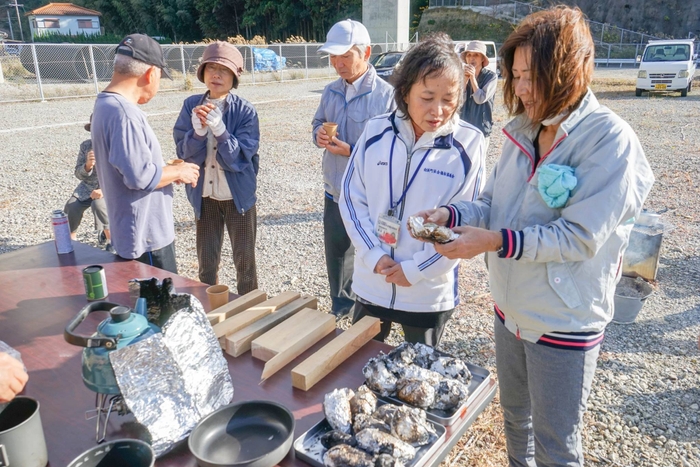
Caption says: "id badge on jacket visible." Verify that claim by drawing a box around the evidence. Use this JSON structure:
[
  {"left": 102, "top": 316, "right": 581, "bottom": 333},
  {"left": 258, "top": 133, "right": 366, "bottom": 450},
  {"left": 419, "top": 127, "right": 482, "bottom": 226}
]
[{"left": 377, "top": 212, "right": 400, "bottom": 248}]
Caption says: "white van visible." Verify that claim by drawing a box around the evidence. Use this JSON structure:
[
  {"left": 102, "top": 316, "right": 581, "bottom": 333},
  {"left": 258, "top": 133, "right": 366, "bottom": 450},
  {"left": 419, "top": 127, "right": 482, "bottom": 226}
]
[
  {"left": 636, "top": 39, "right": 697, "bottom": 97},
  {"left": 453, "top": 40, "right": 499, "bottom": 76}
]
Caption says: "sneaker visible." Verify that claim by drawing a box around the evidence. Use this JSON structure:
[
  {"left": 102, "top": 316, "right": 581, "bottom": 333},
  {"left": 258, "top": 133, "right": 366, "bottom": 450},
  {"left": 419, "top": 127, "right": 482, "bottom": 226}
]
[
  {"left": 98, "top": 231, "right": 107, "bottom": 245},
  {"left": 331, "top": 308, "right": 352, "bottom": 321},
  {"left": 105, "top": 243, "right": 115, "bottom": 254}
]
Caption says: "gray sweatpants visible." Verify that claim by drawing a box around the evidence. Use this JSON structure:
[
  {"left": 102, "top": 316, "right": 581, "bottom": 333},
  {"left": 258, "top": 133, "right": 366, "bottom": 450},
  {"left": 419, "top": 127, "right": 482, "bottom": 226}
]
[{"left": 494, "top": 317, "right": 600, "bottom": 467}]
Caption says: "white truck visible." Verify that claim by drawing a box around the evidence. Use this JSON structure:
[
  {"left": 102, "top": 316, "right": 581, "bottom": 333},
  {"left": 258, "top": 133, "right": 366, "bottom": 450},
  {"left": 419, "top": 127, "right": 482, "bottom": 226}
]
[{"left": 636, "top": 39, "right": 697, "bottom": 97}]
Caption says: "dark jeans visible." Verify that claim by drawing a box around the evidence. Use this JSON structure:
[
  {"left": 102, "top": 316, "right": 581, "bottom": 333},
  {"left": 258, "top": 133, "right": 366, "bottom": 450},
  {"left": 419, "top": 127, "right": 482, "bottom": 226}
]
[
  {"left": 352, "top": 299, "right": 455, "bottom": 347},
  {"left": 126, "top": 241, "right": 179, "bottom": 275},
  {"left": 324, "top": 195, "right": 355, "bottom": 316}
]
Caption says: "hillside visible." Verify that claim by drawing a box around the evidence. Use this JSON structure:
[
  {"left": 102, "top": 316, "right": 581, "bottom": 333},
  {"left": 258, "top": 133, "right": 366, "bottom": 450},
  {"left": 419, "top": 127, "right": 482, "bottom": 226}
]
[
  {"left": 417, "top": 8, "right": 514, "bottom": 43},
  {"left": 548, "top": 1, "right": 699, "bottom": 39},
  {"left": 419, "top": 1, "right": 700, "bottom": 42}
]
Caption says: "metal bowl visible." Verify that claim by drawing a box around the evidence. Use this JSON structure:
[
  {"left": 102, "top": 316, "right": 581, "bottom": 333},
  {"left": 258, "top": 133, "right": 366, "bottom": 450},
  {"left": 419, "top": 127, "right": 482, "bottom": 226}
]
[
  {"left": 67, "top": 439, "right": 155, "bottom": 467},
  {"left": 189, "top": 400, "right": 295, "bottom": 467}
]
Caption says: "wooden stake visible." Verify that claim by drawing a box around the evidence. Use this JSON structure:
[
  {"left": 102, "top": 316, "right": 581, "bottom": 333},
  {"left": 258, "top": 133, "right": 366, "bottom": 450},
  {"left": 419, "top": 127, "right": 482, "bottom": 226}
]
[
  {"left": 290, "top": 316, "right": 380, "bottom": 391},
  {"left": 260, "top": 310, "right": 336, "bottom": 382},
  {"left": 206, "top": 289, "right": 267, "bottom": 325},
  {"left": 253, "top": 308, "right": 335, "bottom": 361},
  {"left": 224, "top": 297, "right": 318, "bottom": 357},
  {"left": 212, "top": 291, "right": 300, "bottom": 341}
]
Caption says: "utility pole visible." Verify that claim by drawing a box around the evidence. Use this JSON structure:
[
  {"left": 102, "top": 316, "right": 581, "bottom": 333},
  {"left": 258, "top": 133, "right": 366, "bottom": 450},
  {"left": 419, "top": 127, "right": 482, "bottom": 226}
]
[
  {"left": 8, "top": 1, "right": 23, "bottom": 42},
  {"left": 6, "top": 9, "right": 14, "bottom": 40}
]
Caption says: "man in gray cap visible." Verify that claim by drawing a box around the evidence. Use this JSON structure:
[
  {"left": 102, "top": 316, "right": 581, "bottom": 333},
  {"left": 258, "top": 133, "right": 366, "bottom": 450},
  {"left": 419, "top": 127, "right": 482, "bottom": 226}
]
[
  {"left": 92, "top": 34, "right": 200, "bottom": 273},
  {"left": 459, "top": 40, "right": 497, "bottom": 151},
  {"left": 312, "top": 19, "right": 395, "bottom": 319}
]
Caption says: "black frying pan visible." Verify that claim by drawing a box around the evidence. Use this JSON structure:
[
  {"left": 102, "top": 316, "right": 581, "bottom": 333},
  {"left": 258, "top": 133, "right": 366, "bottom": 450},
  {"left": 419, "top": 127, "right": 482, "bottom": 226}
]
[{"left": 189, "top": 400, "right": 295, "bottom": 467}]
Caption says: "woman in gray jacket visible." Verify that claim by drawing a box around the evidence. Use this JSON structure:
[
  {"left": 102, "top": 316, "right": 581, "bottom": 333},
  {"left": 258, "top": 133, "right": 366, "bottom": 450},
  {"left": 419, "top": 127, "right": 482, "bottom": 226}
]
[{"left": 414, "top": 6, "right": 654, "bottom": 466}]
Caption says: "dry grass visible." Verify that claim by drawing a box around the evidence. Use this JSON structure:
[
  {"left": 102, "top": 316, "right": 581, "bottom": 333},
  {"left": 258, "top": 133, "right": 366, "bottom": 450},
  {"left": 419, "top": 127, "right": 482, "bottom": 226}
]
[{"left": 441, "top": 393, "right": 508, "bottom": 467}]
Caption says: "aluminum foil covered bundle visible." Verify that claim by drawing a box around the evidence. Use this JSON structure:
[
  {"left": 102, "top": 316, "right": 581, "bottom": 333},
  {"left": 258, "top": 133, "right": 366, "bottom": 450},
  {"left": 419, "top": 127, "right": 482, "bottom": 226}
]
[
  {"left": 110, "top": 294, "right": 234, "bottom": 456},
  {"left": 407, "top": 216, "right": 458, "bottom": 244}
]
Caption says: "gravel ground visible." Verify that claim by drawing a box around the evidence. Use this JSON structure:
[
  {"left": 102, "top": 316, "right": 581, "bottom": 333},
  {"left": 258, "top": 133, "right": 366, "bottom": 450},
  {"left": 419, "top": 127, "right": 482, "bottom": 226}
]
[{"left": 1, "top": 69, "right": 699, "bottom": 467}]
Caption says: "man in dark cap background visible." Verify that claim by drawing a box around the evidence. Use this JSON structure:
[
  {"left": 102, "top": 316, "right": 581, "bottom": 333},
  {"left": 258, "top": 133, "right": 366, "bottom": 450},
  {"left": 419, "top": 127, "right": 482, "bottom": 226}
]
[
  {"left": 91, "top": 34, "right": 200, "bottom": 273},
  {"left": 173, "top": 41, "right": 260, "bottom": 294}
]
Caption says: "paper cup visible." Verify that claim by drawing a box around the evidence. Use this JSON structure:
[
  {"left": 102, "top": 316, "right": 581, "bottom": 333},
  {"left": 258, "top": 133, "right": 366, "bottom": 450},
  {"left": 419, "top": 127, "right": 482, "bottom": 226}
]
[
  {"left": 322, "top": 122, "right": 338, "bottom": 139},
  {"left": 167, "top": 159, "right": 184, "bottom": 165},
  {"left": 206, "top": 285, "right": 230, "bottom": 311}
]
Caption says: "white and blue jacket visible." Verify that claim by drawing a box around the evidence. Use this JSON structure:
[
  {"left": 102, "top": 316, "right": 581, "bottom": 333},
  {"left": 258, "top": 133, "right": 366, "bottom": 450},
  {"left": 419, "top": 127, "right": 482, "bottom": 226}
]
[{"left": 339, "top": 111, "right": 485, "bottom": 312}]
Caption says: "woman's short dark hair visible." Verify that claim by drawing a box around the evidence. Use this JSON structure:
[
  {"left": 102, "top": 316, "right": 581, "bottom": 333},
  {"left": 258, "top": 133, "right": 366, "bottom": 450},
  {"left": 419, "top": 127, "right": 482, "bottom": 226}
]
[
  {"left": 500, "top": 6, "right": 594, "bottom": 123},
  {"left": 392, "top": 33, "right": 465, "bottom": 118}
]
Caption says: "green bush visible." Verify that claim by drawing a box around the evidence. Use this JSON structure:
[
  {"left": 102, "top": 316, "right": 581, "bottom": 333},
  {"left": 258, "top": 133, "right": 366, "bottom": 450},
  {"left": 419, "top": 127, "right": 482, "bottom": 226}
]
[{"left": 418, "top": 8, "right": 513, "bottom": 43}]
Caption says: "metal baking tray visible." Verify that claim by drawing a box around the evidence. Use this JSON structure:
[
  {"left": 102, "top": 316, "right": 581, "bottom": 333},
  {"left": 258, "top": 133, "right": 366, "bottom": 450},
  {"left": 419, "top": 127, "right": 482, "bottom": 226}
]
[
  {"left": 294, "top": 399, "right": 446, "bottom": 467},
  {"left": 369, "top": 352, "right": 492, "bottom": 426}
]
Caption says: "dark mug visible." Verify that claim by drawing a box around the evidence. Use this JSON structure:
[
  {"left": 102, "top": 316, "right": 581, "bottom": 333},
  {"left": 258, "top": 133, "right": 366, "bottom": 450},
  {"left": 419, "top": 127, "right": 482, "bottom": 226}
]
[
  {"left": 67, "top": 439, "right": 155, "bottom": 467},
  {"left": 0, "top": 396, "right": 48, "bottom": 467}
]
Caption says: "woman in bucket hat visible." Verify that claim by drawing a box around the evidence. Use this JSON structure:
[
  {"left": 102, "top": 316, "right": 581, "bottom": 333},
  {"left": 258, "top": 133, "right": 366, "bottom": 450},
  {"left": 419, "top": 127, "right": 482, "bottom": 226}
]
[
  {"left": 174, "top": 41, "right": 260, "bottom": 294},
  {"left": 459, "top": 40, "right": 498, "bottom": 151}
]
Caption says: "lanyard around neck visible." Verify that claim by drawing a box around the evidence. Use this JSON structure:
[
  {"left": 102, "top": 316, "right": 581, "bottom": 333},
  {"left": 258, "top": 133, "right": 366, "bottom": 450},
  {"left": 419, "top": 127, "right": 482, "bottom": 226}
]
[{"left": 388, "top": 136, "right": 433, "bottom": 214}]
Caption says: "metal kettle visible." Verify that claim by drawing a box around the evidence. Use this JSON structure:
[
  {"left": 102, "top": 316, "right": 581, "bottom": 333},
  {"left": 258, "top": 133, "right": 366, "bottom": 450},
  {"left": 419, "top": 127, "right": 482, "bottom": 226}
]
[{"left": 64, "top": 299, "right": 157, "bottom": 395}]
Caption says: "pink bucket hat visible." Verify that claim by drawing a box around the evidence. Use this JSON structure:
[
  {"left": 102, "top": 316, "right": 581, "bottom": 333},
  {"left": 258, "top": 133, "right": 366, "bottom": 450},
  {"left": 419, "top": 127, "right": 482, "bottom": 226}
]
[{"left": 197, "top": 42, "right": 245, "bottom": 89}]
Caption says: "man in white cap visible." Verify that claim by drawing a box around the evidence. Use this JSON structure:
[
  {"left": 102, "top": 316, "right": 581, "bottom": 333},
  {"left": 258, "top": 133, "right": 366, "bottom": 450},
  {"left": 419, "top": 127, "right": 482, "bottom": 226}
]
[
  {"left": 459, "top": 40, "right": 498, "bottom": 151},
  {"left": 312, "top": 19, "right": 395, "bottom": 320}
]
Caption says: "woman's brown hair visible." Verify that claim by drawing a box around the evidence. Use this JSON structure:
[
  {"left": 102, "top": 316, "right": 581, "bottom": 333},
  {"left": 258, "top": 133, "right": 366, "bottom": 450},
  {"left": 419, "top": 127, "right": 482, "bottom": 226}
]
[
  {"left": 392, "top": 32, "right": 465, "bottom": 119},
  {"left": 500, "top": 6, "right": 594, "bottom": 123}
]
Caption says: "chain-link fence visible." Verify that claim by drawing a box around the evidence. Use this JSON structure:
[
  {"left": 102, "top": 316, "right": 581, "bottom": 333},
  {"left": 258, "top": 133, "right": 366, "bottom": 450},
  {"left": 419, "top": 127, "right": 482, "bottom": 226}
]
[{"left": 0, "top": 42, "right": 395, "bottom": 103}]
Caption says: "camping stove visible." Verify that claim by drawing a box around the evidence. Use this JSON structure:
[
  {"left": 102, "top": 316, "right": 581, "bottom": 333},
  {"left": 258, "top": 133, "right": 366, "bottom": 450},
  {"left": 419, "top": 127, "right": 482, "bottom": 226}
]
[{"left": 64, "top": 300, "right": 157, "bottom": 442}]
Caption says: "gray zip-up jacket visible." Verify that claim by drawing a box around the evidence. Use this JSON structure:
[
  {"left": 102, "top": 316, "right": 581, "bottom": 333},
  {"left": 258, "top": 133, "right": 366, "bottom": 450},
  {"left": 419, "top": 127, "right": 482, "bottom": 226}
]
[
  {"left": 451, "top": 90, "right": 654, "bottom": 342},
  {"left": 312, "top": 65, "right": 395, "bottom": 201}
]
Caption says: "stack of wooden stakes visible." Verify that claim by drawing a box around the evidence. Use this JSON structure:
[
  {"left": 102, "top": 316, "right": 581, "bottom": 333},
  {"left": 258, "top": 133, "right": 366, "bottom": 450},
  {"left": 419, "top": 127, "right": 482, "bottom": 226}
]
[{"left": 206, "top": 290, "right": 381, "bottom": 390}]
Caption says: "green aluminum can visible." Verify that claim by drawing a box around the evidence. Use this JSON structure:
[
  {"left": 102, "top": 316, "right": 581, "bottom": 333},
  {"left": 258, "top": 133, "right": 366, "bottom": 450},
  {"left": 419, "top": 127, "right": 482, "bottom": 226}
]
[{"left": 83, "top": 265, "right": 108, "bottom": 300}]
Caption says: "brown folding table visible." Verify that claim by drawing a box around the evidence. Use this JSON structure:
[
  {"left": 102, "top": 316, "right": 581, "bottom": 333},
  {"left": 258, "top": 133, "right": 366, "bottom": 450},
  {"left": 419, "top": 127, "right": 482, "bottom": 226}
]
[{"left": 0, "top": 241, "right": 496, "bottom": 466}]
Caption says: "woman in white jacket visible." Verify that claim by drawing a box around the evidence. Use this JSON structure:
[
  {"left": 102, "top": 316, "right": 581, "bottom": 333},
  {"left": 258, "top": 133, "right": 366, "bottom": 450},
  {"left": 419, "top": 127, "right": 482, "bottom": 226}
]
[{"left": 339, "top": 34, "right": 485, "bottom": 346}]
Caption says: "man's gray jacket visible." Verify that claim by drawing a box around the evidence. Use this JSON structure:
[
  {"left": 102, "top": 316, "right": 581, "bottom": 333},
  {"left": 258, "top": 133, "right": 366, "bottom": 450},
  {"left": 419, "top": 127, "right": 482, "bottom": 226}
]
[{"left": 312, "top": 65, "right": 395, "bottom": 201}]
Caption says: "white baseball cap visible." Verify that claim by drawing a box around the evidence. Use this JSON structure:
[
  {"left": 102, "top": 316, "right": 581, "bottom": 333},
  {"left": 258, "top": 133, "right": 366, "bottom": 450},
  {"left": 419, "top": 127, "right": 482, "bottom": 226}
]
[{"left": 319, "top": 19, "right": 371, "bottom": 55}]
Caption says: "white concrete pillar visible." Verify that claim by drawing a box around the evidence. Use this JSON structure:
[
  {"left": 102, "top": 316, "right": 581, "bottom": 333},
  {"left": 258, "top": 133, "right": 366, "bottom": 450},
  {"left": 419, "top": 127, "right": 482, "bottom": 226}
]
[{"left": 362, "top": 0, "right": 411, "bottom": 51}]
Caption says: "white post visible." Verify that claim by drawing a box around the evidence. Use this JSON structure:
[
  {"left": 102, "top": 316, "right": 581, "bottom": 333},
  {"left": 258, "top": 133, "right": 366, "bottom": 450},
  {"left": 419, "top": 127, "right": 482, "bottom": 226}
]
[
  {"left": 250, "top": 46, "right": 255, "bottom": 84},
  {"left": 88, "top": 45, "right": 99, "bottom": 95},
  {"left": 31, "top": 44, "right": 45, "bottom": 101},
  {"left": 179, "top": 44, "right": 187, "bottom": 76},
  {"left": 279, "top": 45, "right": 283, "bottom": 82},
  {"left": 0, "top": 56, "right": 4, "bottom": 83},
  {"left": 385, "top": 31, "right": 388, "bottom": 53},
  {"left": 304, "top": 44, "right": 309, "bottom": 79}
]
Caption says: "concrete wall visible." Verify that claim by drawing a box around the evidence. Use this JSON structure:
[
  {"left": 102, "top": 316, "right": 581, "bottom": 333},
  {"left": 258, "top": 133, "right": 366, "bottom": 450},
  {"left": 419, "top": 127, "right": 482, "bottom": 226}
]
[
  {"left": 362, "top": 0, "right": 411, "bottom": 50},
  {"left": 29, "top": 15, "right": 100, "bottom": 38}
]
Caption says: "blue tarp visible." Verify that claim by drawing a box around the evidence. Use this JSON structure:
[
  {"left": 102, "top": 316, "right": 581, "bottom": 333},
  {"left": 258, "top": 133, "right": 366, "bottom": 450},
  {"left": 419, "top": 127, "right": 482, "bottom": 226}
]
[{"left": 252, "top": 47, "right": 286, "bottom": 71}]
